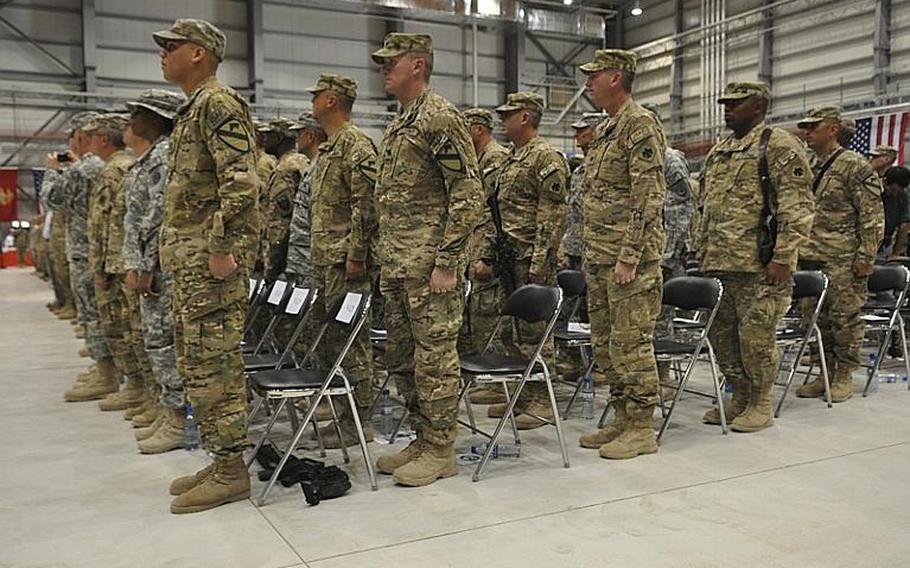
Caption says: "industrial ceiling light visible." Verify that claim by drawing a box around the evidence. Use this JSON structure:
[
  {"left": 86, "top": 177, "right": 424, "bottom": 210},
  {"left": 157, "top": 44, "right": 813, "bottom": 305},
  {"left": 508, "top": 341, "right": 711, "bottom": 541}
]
[
  {"left": 563, "top": 0, "right": 574, "bottom": 5},
  {"left": 631, "top": 1, "right": 643, "bottom": 16}
]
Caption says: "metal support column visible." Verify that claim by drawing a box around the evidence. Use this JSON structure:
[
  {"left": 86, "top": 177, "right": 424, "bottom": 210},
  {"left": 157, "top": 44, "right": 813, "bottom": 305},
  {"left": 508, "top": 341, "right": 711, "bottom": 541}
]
[
  {"left": 248, "top": 0, "right": 265, "bottom": 104},
  {"left": 504, "top": 21, "right": 525, "bottom": 96},
  {"left": 757, "top": 0, "right": 773, "bottom": 90},
  {"left": 874, "top": 0, "right": 892, "bottom": 101},
  {"left": 81, "top": 0, "right": 97, "bottom": 93},
  {"left": 670, "top": 0, "right": 685, "bottom": 132}
]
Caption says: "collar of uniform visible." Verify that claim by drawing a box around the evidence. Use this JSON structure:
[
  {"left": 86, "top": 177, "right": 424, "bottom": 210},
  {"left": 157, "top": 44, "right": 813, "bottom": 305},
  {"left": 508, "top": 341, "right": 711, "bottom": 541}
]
[
  {"left": 319, "top": 121, "right": 353, "bottom": 154},
  {"left": 478, "top": 139, "right": 498, "bottom": 162},
  {"left": 394, "top": 89, "right": 430, "bottom": 127},
  {"left": 135, "top": 135, "right": 168, "bottom": 164},
  {"left": 179, "top": 75, "right": 220, "bottom": 115},
  {"left": 511, "top": 135, "right": 545, "bottom": 160},
  {"left": 720, "top": 120, "right": 767, "bottom": 151},
  {"left": 816, "top": 145, "right": 841, "bottom": 163}
]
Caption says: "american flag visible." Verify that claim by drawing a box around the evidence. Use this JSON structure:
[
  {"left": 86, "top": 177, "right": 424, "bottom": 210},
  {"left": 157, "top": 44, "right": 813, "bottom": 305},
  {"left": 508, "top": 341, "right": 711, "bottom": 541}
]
[
  {"left": 32, "top": 168, "right": 45, "bottom": 213},
  {"left": 848, "top": 111, "right": 909, "bottom": 165}
]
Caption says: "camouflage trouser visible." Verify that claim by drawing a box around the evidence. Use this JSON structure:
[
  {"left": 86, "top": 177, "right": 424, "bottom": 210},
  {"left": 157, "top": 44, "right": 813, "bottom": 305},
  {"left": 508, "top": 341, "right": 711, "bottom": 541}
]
[
  {"left": 707, "top": 272, "right": 791, "bottom": 396},
  {"left": 140, "top": 271, "right": 184, "bottom": 410},
  {"left": 95, "top": 275, "right": 141, "bottom": 383},
  {"left": 312, "top": 263, "right": 373, "bottom": 409},
  {"left": 500, "top": 259, "right": 556, "bottom": 404},
  {"left": 69, "top": 257, "right": 109, "bottom": 360},
  {"left": 51, "top": 219, "right": 72, "bottom": 307},
  {"left": 458, "top": 274, "right": 502, "bottom": 356},
  {"left": 122, "top": 281, "right": 154, "bottom": 391},
  {"left": 587, "top": 260, "right": 663, "bottom": 407},
  {"left": 172, "top": 268, "right": 248, "bottom": 460},
  {"left": 380, "top": 274, "right": 463, "bottom": 446},
  {"left": 800, "top": 262, "right": 867, "bottom": 378}
]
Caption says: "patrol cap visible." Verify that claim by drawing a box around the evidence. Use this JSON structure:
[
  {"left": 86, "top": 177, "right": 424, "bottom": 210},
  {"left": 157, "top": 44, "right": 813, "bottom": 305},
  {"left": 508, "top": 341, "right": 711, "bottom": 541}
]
[
  {"left": 371, "top": 33, "right": 433, "bottom": 64},
  {"left": 153, "top": 18, "right": 226, "bottom": 62},
  {"left": 289, "top": 111, "right": 322, "bottom": 132},
  {"left": 717, "top": 81, "right": 771, "bottom": 103},
  {"left": 83, "top": 112, "right": 129, "bottom": 133},
  {"left": 495, "top": 92, "right": 545, "bottom": 115},
  {"left": 125, "top": 89, "right": 185, "bottom": 120},
  {"left": 797, "top": 105, "right": 843, "bottom": 128},
  {"left": 571, "top": 112, "right": 607, "bottom": 130},
  {"left": 306, "top": 73, "right": 358, "bottom": 100},
  {"left": 579, "top": 49, "right": 637, "bottom": 75},
  {"left": 67, "top": 111, "right": 100, "bottom": 134},
  {"left": 869, "top": 144, "right": 898, "bottom": 157},
  {"left": 464, "top": 108, "right": 495, "bottom": 129},
  {"left": 258, "top": 117, "right": 298, "bottom": 139},
  {"left": 840, "top": 116, "right": 856, "bottom": 133}
]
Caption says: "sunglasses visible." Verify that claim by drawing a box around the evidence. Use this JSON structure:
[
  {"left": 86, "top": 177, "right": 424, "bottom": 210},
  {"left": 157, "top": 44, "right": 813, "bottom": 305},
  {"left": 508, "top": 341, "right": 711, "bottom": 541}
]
[{"left": 162, "top": 40, "right": 186, "bottom": 54}]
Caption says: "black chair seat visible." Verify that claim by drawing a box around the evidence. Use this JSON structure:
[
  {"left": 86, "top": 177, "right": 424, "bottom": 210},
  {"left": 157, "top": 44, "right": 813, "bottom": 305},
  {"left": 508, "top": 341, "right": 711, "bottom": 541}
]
[
  {"left": 243, "top": 353, "right": 293, "bottom": 372},
  {"left": 461, "top": 353, "right": 535, "bottom": 375},
  {"left": 672, "top": 317, "right": 705, "bottom": 330},
  {"left": 252, "top": 368, "right": 344, "bottom": 391},
  {"left": 553, "top": 327, "right": 591, "bottom": 342},
  {"left": 776, "top": 328, "right": 807, "bottom": 341},
  {"left": 864, "top": 300, "right": 898, "bottom": 311},
  {"left": 653, "top": 339, "right": 699, "bottom": 356}
]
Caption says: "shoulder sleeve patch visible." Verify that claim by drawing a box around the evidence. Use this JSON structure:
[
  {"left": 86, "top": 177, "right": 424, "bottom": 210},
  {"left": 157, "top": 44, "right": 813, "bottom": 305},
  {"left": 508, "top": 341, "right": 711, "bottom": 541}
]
[
  {"left": 358, "top": 154, "right": 378, "bottom": 184},
  {"left": 214, "top": 118, "right": 252, "bottom": 153},
  {"left": 434, "top": 135, "right": 465, "bottom": 173}
]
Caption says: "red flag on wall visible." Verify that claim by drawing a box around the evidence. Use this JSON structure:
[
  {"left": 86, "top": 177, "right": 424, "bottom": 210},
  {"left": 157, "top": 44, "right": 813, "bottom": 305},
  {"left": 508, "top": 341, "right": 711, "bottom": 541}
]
[{"left": 0, "top": 169, "right": 17, "bottom": 222}]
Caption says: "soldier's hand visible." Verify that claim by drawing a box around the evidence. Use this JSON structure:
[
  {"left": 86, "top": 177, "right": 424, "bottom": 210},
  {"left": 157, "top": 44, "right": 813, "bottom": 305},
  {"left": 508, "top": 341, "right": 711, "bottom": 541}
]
[
  {"left": 94, "top": 274, "right": 109, "bottom": 290},
  {"left": 345, "top": 259, "right": 366, "bottom": 281},
  {"left": 528, "top": 271, "right": 546, "bottom": 285},
  {"left": 472, "top": 260, "right": 493, "bottom": 281},
  {"left": 765, "top": 261, "right": 792, "bottom": 285},
  {"left": 613, "top": 261, "right": 637, "bottom": 285},
  {"left": 124, "top": 270, "right": 139, "bottom": 291},
  {"left": 45, "top": 153, "right": 60, "bottom": 170},
  {"left": 209, "top": 252, "right": 237, "bottom": 280},
  {"left": 429, "top": 266, "right": 457, "bottom": 294},
  {"left": 139, "top": 271, "right": 158, "bottom": 298},
  {"left": 853, "top": 259, "right": 874, "bottom": 278}
]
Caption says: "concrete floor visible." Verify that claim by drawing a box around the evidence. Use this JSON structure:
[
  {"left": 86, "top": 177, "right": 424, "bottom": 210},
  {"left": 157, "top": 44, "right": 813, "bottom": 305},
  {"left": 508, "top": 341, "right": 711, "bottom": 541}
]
[{"left": 3, "top": 266, "right": 910, "bottom": 568}]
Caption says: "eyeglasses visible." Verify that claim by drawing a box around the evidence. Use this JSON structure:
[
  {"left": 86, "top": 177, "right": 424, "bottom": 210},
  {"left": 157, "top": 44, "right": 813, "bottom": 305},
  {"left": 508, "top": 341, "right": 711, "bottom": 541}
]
[{"left": 162, "top": 40, "right": 186, "bottom": 54}]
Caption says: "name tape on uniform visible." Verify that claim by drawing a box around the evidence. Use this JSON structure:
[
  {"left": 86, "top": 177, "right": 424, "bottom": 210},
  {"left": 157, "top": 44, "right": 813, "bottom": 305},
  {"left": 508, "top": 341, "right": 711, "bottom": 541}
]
[
  {"left": 267, "top": 280, "right": 288, "bottom": 305},
  {"left": 285, "top": 288, "right": 310, "bottom": 315},
  {"left": 336, "top": 293, "right": 363, "bottom": 324}
]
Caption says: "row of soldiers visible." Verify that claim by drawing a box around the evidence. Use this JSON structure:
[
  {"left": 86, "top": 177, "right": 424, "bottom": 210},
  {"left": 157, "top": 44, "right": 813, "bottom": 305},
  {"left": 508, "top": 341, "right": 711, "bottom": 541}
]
[{"left": 35, "top": 16, "right": 893, "bottom": 516}]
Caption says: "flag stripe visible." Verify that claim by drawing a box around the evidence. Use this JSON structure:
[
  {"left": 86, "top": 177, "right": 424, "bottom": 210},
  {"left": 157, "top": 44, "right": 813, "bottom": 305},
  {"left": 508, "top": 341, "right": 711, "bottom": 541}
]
[{"left": 847, "top": 111, "right": 908, "bottom": 166}]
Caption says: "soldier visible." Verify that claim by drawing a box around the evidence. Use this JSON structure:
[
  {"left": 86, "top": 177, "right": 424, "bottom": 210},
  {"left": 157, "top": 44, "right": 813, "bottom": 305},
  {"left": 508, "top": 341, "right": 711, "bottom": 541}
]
[
  {"left": 796, "top": 106, "right": 883, "bottom": 403},
  {"left": 44, "top": 112, "right": 111, "bottom": 396},
  {"left": 561, "top": 113, "right": 604, "bottom": 269},
  {"left": 300, "top": 73, "right": 379, "bottom": 447},
  {"left": 461, "top": 107, "right": 510, "bottom": 407},
  {"left": 838, "top": 117, "right": 856, "bottom": 148},
  {"left": 481, "top": 92, "right": 568, "bottom": 430},
  {"left": 121, "top": 89, "right": 189, "bottom": 451},
  {"left": 253, "top": 120, "right": 278, "bottom": 276},
  {"left": 576, "top": 49, "right": 666, "bottom": 459},
  {"left": 696, "top": 82, "right": 814, "bottom": 431},
  {"left": 370, "top": 33, "right": 483, "bottom": 486},
  {"left": 285, "top": 112, "right": 326, "bottom": 286},
  {"left": 50, "top": 209, "right": 75, "bottom": 318},
  {"left": 154, "top": 18, "right": 260, "bottom": 513},
  {"left": 869, "top": 145, "right": 898, "bottom": 179},
  {"left": 881, "top": 166, "right": 910, "bottom": 260}
]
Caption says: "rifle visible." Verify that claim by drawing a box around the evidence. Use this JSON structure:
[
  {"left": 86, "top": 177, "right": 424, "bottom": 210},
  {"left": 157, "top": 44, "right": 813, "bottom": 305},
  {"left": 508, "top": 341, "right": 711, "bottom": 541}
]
[
  {"left": 757, "top": 128, "right": 777, "bottom": 266},
  {"left": 486, "top": 191, "right": 518, "bottom": 296}
]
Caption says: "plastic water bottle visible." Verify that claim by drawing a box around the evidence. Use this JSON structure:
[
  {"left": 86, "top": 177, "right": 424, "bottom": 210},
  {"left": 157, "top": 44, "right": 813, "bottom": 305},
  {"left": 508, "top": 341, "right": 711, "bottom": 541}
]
[
  {"left": 581, "top": 375, "right": 595, "bottom": 420},
  {"left": 184, "top": 402, "right": 200, "bottom": 451},
  {"left": 880, "top": 373, "right": 902, "bottom": 384},
  {"left": 379, "top": 389, "right": 394, "bottom": 438},
  {"left": 470, "top": 443, "right": 521, "bottom": 459}
]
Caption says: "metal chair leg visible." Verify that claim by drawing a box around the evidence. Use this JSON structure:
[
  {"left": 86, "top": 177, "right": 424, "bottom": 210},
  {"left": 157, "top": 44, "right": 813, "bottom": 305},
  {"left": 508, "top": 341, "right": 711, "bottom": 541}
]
[
  {"left": 864, "top": 326, "right": 892, "bottom": 396},
  {"left": 326, "top": 395, "right": 350, "bottom": 464},
  {"left": 473, "top": 372, "right": 532, "bottom": 482},
  {"left": 344, "top": 390, "right": 378, "bottom": 491},
  {"left": 503, "top": 381, "right": 521, "bottom": 445},
  {"left": 544, "top": 372, "right": 570, "bottom": 469},
  {"left": 775, "top": 333, "right": 811, "bottom": 418},
  {"left": 709, "top": 352, "right": 727, "bottom": 435},
  {"left": 245, "top": 396, "right": 286, "bottom": 469}
]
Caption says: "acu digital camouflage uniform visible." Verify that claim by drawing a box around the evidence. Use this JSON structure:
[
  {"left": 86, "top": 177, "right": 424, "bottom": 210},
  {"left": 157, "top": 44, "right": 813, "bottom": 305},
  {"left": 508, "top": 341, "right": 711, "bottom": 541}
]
[
  {"left": 696, "top": 82, "right": 815, "bottom": 430},
  {"left": 160, "top": 74, "right": 260, "bottom": 462},
  {"left": 797, "top": 106, "right": 884, "bottom": 400},
  {"left": 561, "top": 112, "right": 606, "bottom": 264},
  {"left": 50, "top": 210, "right": 73, "bottom": 312},
  {"left": 373, "top": 36, "right": 485, "bottom": 449}
]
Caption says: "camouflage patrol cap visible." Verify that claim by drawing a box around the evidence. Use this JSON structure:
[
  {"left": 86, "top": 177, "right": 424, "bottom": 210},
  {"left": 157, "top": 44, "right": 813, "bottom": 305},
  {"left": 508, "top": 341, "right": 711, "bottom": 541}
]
[
  {"left": 371, "top": 33, "right": 433, "bottom": 64},
  {"left": 289, "top": 111, "right": 322, "bottom": 132},
  {"left": 259, "top": 117, "right": 298, "bottom": 139},
  {"left": 153, "top": 19, "right": 226, "bottom": 62},
  {"left": 869, "top": 144, "right": 899, "bottom": 157},
  {"left": 82, "top": 112, "right": 130, "bottom": 133},
  {"left": 579, "top": 49, "right": 637, "bottom": 75},
  {"left": 306, "top": 73, "right": 358, "bottom": 100},
  {"left": 571, "top": 112, "right": 607, "bottom": 130},
  {"left": 67, "top": 111, "right": 100, "bottom": 133},
  {"left": 125, "top": 89, "right": 185, "bottom": 120},
  {"left": 464, "top": 108, "right": 495, "bottom": 129},
  {"left": 495, "top": 92, "right": 545, "bottom": 114},
  {"left": 717, "top": 81, "right": 771, "bottom": 103},
  {"left": 797, "top": 105, "right": 843, "bottom": 128}
]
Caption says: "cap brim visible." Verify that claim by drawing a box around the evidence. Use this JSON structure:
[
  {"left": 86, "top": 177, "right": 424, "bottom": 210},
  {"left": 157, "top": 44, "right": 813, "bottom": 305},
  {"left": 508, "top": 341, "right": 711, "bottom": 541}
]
[
  {"left": 495, "top": 104, "right": 523, "bottom": 114},
  {"left": 578, "top": 62, "right": 604, "bottom": 75},
  {"left": 305, "top": 85, "right": 325, "bottom": 95},
  {"left": 571, "top": 121, "right": 593, "bottom": 129},
  {"left": 796, "top": 117, "right": 824, "bottom": 128},
  {"left": 371, "top": 48, "right": 403, "bottom": 64},
  {"left": 126, "top": 101, "right": 176, "bottom": 120},
  {"left": 152, "top": 30, "right": 186, "bottom": 49}
]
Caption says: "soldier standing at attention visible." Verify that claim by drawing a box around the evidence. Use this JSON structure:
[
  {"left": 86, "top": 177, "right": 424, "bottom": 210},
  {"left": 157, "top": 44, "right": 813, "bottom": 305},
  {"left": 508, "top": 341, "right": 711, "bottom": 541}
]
[
  {"left": 285, "top": 112, "right": 326, "bottom": 287},
  {"left": 576, "top": 49, "right": 666, "bottom": 459},
  {"left": 370, "top": 33, "right": 483, "bottom": 486},
  {"left": 868, "top": 145, "right": 898, "bottom": 179},
  {"left": 696, "top": 82, "right": 814, "bottom": 431},
  {"left": 154, "top": 18, "right": 261, "bottom": 513},
  {"left": 481, "top": 92, "right": 568, "bottom": 430},
  {"left": 796, "top": 106, "right": 883, "bottom": 403}
]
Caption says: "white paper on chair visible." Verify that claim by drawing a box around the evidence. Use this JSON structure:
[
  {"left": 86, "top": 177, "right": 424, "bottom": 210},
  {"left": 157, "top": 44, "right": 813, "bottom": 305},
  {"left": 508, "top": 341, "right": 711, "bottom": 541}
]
[
  {"left": 567, "top": 322, "right": 591, "bottom": 333},
  {"left": 267, "top": 280, "right": 288, "bottom": 305},
  {"left": 248, "top": 279, "right": 257, "bottom": 300},
  {"left": 286, "top": 288, "right": 310, "bottom": 314},
  {"left": 862, "top": 314, "right": 889, "bottom": 323},
  {"left": 336, "top": 293, "right": 362, "bottom": 324}
]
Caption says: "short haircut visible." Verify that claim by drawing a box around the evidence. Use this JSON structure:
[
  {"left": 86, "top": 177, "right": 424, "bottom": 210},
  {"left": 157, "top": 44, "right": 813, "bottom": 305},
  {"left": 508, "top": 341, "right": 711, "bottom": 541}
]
[
  {"left": 335, "top": 93, "right": 354, "bottom": 113},
  {"left": 98, "top": 128, "right": 125, "bottom": 149},
  {"left": 885, "top": 165, "right": 910, "bottom": 189},
  {"left": 527, "top": 108, "right": 542, "bottom": 129},
  {"left": 409, "top": 52, "right": 434, "bottom": 82},
  {"left": 618, "top": 70, "right": 635, "bottom": 92}
]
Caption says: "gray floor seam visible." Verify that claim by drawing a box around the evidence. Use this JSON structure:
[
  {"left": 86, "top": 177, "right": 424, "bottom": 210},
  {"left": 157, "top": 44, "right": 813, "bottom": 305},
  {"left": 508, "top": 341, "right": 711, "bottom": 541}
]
[
  {"left": 252, "top": 501, "right": 311, "bottom": 567},
  {"left": 304, "top": 439, "right": 910, "bottom": 564}
]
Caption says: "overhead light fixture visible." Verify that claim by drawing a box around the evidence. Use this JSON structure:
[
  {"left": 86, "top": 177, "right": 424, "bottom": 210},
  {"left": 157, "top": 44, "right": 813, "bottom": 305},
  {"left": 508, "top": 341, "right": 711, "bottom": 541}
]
[
  {"left": 563, "top": 0, "right": 574, "bottom": 5},
  {"left": 631, "top": 1, "right": 643, "bottom": 16}
]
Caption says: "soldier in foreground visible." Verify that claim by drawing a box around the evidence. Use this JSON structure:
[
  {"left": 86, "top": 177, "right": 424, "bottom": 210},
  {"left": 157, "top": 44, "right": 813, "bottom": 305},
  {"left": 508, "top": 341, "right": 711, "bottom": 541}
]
[{"left": 155, "top": 18, "right": 260, "bottom": 513}]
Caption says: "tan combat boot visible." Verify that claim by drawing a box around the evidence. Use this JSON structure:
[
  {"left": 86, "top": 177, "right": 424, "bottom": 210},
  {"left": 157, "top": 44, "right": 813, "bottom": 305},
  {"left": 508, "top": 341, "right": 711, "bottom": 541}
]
[
  {"left": 579, "top": 399, "right": 628, "bottom": 449},
  {"left": 124, "top": 399, "right": 153, "bottom": 421},
  {"left": 294, "top": 397, "right": 335, "bottom": 422},
  {"left": 468, "top": 385, "right": 507, "bottom": 405},
  {"left": 376, "top": 434, "right": 423, "bottom": 474},
  {"left": 169, "top": 463, "right": 215, "bottom": 496},
  {"left": 72, "top": 365, "right": 98, "bottom": 387},
  {"left": 132, "top": 403, "right": 163, "bottom": 428},
  {"left": 313, "top": 408, "right": 374, "bottom": 449},
  {"left": 77, "top": 345, "right": 89, "bottom": 357},
  {"left": 138, "top": 410, "right": 187, "bottom": 454},
  {"left": 99, "top": 382, "right": 147, "bottom": 411},
  {"left": 513, "top": 400, "right": 554, "bottom": 430},
  {"left": 170, "top": 457, "right": 250, "bottom": 514},
  {"left": 703, "top": 378, "right": 749, "bottom": 425},
  {"left": 64, "top": 359, "right": 119, "bottom": 402},
  {"left": 136, "top": 411, "right": 167, "bottom": 441},
  {"left": 731, "top": 379, "right": 774, "bottom": 433},
  {"left": 393, "top": 441, "right": 457, "bottom": 487},
  {"left": 829, "top": 371, "right": 855, "bottom": 403},
  {"left": 55, "top": 304, "right": 77, "bottom": 320},
  {"left": 75, "top": 328, "right": 86, "bottom": 340},
  {"left": 598, "top": 401, "right": 659, "bottom": 460}
]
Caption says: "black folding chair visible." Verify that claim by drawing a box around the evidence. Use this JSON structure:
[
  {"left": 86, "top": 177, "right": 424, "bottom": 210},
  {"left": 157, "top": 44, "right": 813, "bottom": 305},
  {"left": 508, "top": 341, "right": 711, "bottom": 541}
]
[
  {"left": 458, "top": 284, "right": 566, "bottom": 481},
  {"left": 245, "top": 292, "right": 377, "bottom": 506},
  {"left": 243, "top": 286, "right": 318, "bottom": 373},
  {"left": 242, "top": 278, "right": 271, "bottom": 350},
  {"left": 862, "top": 265, "right": 910, "bottom": 396},
  {"left": 774, "top": 271, "right": 832, "bottom": 416},
  {"left": 551, "top": 270, "right": 599, "bottom": 419},
  {"left": 656, "top": 276, "right": 725, "bottom": 441}
]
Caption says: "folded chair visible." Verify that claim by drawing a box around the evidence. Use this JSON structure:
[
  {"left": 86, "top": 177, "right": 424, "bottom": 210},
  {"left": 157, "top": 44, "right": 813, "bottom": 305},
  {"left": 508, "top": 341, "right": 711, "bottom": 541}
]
[{"left": 862, "top": 264, "right": 910, "bottom": 396}]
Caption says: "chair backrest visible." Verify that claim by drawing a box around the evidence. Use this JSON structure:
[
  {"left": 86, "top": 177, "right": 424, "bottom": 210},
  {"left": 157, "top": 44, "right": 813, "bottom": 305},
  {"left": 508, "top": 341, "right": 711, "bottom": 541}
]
[
  {"left": 557, "top": 270, "right": 586, "bottom": 297},
  {"left": 301, "top": 292, "right": 373, "bottom": 372},
  {"left": 265, "top": 279, "right": 293, "bottom": 310},
  {"left": 662, "top": 276, "right": 721, "bottom": 311},
  {"left": 791, "top": 270, "right": 827, "bottom": 300},
  {"left": 868, "top": 265, "right": 909, "bottom": 293},
  {"left": 501, "top": 284, "right": 563, "bottom": 323}
]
